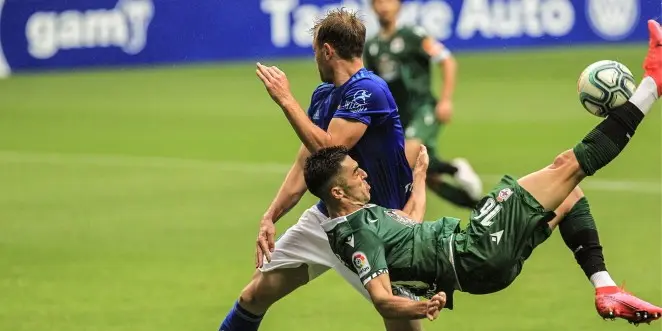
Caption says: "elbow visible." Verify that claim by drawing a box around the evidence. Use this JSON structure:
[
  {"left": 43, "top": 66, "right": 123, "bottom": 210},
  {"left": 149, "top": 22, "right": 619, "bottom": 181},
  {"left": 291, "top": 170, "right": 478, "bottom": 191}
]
[
  {"left": 307, "top": 136, "right": 333, "bottom": 153},
  {"left": 373, "top": 301, "right": 395, "bottom": 319},
  {"left": 410, "top": 211, "right": 425, "bottom": 223},
  {"left": 443, "top": 56, "right": 457, "bottom": 72},
  {"left": 305, "top": 142, "right": 324, "bottom": 153},
  {"left": 408, "top": 208, "right": 425, "bottom": 223}
]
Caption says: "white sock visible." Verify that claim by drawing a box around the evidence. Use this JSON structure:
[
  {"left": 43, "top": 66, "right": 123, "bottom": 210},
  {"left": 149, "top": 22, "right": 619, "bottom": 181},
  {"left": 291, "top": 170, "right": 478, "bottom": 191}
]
[
  {"left": 629, "top": 76, "right": 658, "bottom": 115},
  {"left": 590, "top": 271, "right": 617, "bottom": 288}
]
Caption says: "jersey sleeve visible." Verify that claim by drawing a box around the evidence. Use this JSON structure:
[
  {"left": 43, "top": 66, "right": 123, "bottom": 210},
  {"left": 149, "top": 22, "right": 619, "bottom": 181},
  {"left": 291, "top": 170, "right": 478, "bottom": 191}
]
[
  {"left": 339, "top": 229, "right": 389, "bottom": 286},
  {"left": 410, "top": 26, "right": 451, "bottom": 63},
  {"left": 333, "top": 80, "right": 392, "bottom": 126},
  {"left": 306, "top": 84, "right": 326, "bottom": 119}
]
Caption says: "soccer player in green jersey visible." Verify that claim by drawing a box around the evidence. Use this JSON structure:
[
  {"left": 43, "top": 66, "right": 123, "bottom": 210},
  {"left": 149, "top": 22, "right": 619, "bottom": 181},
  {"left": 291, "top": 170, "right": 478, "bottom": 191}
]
[
  {"left": 364, "top": 0, "right": 483, "bottom": 209},
  {"left": 302, "top": 20, "right": 662, "bottom": 325}
]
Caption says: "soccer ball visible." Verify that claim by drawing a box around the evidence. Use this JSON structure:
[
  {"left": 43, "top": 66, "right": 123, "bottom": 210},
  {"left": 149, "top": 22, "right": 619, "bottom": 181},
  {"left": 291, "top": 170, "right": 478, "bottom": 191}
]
[{"left": 577, "top": 60, "right": 637, "bottom": 117}]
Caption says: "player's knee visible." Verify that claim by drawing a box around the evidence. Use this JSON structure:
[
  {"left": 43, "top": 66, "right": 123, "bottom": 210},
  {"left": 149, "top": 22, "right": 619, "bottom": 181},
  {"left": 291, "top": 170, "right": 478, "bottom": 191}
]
[
  {"left": 238, "top": 277, "right": 267, "bottom": 312},
  {"left": 551, "top": 150, "right": 581, "bottom": 173},
  {"left": 238, "top": 272, "right": 281, "bottom": 312},
  {"left": 555, "top": 186, "right": 585, "bottom": 217},
  {"left": 239, "top": 267, "right": 310, "bottom": 312},
  {"left": 383, "top": 319, "right": 423, "bottom": 331}
]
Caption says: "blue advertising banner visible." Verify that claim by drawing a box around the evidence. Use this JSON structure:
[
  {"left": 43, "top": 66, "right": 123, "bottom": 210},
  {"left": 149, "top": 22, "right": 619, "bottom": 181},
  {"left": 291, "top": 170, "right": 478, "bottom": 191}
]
[{"left": 0, "top": 0, "right": 656, "bottom": 77}]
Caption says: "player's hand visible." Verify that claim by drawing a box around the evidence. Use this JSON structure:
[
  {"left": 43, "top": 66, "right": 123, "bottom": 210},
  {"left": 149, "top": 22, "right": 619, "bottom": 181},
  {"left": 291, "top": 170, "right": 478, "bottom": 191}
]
[
  {"left": 255, "top": 218, "right": 276, "bottom": 269},
  {"left": 435, "top": 100, "right": 453, "bottom": 123},
  {"left": 414, "top": 145, "right": 429, "bottom": 174},
  {"left": 256, "top": 63, "right": 295, "bottom": 107},
  {"left": 426, "top": 292, "right": 446, "bottom": 321}
]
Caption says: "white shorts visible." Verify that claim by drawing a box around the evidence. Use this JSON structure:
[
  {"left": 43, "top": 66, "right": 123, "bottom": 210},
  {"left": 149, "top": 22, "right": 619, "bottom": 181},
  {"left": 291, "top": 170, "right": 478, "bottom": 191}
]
[{"left": 259, "top": 204, "right": 371, "bottom": 300}]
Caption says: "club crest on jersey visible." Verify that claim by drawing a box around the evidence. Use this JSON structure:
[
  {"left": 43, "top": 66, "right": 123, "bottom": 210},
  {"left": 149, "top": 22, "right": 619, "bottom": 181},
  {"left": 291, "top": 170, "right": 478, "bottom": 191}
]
[
  {"left": 352, "top": 251, "right": 371, "bottom": 277},
  {"left": 369, "top": 43, "right": 379, "bottom": 56},
  {"left": 497, "top": 188, "right": 513, "bottom": 202},
  {"left": 390, "top": 37, "right": 404, "bottom": 53}
]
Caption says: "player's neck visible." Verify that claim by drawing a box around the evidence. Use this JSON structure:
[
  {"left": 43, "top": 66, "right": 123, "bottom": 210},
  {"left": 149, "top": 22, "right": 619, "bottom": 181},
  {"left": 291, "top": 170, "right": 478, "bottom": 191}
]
[
  {"left": 331, "top": 59, "right": 364, "bottom": 86},
  {"left": 379, "top": 22, "right": 398, "bottom": 39},
  {"left": 328, "top": 202, "right": 364, "bottom": 219}
]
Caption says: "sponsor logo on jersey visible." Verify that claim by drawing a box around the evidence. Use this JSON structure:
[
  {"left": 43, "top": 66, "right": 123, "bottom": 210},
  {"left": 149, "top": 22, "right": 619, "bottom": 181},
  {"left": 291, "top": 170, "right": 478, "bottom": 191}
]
[
  {"left": 496, "top": 187, "right": 513, "bottom": 202},
  {"left": 343, "top": 89, "right": 372, "bottom": 113},
  {"left": 311, "top": 106, "right": 321, "bottom": 120},
  {"left": 352, "top": 251, "right": 371, "bottom": 277},
  {"left": 345, "top": 234, "right": 355, "bottom": 247},
  {"left": 586, "top": 0, "right": 639, "bottom": 41}
]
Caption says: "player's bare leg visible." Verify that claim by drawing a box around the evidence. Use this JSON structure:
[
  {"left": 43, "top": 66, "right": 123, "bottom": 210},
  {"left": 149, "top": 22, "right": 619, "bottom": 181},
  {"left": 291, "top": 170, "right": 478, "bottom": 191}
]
[
  {"left": 221, "top": 266, "right": 309, "bottom": 330},
  {"left": 519, "top": 20, "right": 662, "bottom": 213},
  {"left": 516, "top": 20, "right": 662, "bottom": 326},
  {"left": 383, "top": 319, "right": 423, "bottom": 331},
  {"left": 238, "top": 266, "right": 309, "bottom": 314},
  {"left": 545, "top": 186, "right": 585, "bottom": 231},
  {"left": 226, "top": 266, "right": 424, "bottom": 331}
]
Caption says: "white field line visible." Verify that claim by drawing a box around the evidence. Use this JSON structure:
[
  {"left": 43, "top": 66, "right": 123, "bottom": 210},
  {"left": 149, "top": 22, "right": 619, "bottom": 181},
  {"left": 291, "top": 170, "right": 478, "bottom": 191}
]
[{"left": 0, "top": 150, "right": 659, "bottom": 195}]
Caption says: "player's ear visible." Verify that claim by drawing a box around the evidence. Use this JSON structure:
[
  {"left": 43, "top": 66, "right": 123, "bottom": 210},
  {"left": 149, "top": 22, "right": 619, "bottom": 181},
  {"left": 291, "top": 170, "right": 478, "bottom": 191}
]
[
  {"left": 330, "top": 185, "right": 344, "bottom": 200},
  {"left": 323, "top": 43, "right": 334, "bottom": 60}
]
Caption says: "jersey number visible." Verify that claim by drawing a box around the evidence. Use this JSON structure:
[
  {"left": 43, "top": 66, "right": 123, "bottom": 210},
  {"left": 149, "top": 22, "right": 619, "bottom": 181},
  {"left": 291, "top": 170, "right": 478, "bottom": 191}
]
[{"left": 472, "top": 197, "right": 502, "bottom": 227}]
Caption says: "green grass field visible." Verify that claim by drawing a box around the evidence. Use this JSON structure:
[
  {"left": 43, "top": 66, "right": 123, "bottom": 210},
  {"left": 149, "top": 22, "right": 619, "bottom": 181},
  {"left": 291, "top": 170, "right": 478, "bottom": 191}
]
[{"left": 0, "top": 45, "right": 660, "bottom": 331}]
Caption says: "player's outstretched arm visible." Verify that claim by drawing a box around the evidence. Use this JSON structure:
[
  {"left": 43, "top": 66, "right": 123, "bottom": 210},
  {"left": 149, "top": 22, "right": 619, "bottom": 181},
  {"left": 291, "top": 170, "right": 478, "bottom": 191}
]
[
  {"left": 400, "top": 145, "right": 429, "bottom": 222},
  {"left": 256, "top": 63, "right": 368, "bottom": 152},
  {"left": 255, "top": 144, "right": 310, "bottom": 268},
  {"left": 263, "top": 144, "right": 310, "bottom": 223},
  {"left": 365, "top": 274, "right": 444, "bottom": 321}
]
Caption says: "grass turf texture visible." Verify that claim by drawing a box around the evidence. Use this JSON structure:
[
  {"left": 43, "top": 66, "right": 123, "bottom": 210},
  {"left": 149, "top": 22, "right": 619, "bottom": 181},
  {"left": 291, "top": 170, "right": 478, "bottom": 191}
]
[{"left": 0, "top": 44, "right": 660, "bottom": 331}]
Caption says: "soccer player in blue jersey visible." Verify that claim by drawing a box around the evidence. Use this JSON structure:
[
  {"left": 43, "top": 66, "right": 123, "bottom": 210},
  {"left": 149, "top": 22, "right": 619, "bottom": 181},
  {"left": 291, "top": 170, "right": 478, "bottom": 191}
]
[{"left": 220, "top": 8, "right": 424, "bottom": 331}]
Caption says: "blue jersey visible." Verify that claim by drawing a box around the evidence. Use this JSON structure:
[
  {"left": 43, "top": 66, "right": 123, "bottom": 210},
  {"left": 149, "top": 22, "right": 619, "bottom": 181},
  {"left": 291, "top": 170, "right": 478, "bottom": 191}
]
[{"left": 307, "top": 68, "right": 413, "bottom": 214}]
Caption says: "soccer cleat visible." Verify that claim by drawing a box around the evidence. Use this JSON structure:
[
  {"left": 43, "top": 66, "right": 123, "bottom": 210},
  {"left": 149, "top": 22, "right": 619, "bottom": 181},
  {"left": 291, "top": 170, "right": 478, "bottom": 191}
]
[
  {"left": 450, "top": 158, "right": 483, "bottom": 201},
  {"left": 596, "top": 285, "right": 662, "bottom": 326},
  {"left": 643, "top": 20, "right": 662, "bottom": 97}
]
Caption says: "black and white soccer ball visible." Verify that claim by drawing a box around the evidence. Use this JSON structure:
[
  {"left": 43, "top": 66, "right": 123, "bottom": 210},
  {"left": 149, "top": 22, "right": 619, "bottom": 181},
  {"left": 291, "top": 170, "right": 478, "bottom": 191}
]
[{"left": 577, "top": 60, "right": 637, "bottom": 117}]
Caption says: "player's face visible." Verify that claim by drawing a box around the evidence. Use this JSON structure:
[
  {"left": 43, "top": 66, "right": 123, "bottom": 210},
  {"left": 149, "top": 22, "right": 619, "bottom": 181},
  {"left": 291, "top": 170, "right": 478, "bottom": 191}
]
[
  {"left": 313, "top": 36, "right": 333, "bottom": 83},
  {"left": 372, "top": 0, "right": 400, "bottom": 27},
  {"left": 336, "top": 156, "right": 371, "bottom": 204}
]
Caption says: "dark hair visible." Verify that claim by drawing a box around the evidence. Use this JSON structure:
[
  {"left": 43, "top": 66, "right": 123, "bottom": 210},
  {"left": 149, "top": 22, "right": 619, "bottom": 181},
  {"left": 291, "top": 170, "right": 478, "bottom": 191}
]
[
  {"left": 304, "top": 146, "right": 350, "bottom": 199},
  {"left": 312, "top": 8, "right": 366, "bottom": 60}
]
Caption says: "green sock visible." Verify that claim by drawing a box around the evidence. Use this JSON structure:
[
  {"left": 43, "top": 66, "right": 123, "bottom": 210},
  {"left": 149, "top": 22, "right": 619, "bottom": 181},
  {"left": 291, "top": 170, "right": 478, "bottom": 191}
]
[
  {"left": 573, "top": 102, "right": 643, "bottom": 176},
  {"left": 559, "top": 197, "right": 607, "bottom": 278}
]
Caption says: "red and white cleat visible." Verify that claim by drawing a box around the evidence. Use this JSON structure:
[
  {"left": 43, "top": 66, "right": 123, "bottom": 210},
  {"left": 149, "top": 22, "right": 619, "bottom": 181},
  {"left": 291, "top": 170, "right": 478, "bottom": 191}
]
[
  {"left": 643, "top": 20, "right": 662, "bottom": 97},
  {"left": 596, "top": 285, "right": 662, "bottom": 326}
]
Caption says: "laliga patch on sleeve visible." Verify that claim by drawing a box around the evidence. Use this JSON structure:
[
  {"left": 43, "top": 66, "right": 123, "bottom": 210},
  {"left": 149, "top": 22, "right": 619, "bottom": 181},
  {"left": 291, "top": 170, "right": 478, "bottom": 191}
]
[{"left": 352, "top": 251, "right": 371, "bottom": 277}]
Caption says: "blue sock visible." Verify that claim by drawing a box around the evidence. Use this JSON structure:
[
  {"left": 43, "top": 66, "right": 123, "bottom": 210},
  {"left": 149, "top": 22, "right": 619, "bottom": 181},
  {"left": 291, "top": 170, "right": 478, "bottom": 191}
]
[{"left": 219, "top": 301, "right": 264, "bottom": 331}]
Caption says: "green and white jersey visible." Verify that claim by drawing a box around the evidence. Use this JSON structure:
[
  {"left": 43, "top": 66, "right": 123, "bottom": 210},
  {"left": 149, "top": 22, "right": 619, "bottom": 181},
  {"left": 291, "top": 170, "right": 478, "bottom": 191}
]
[
  {"left": 363, "top": 26, "right": 447, "bottom": 124},
  {"left": 322, "top": 204, "right": 462, "bottom": 308}
]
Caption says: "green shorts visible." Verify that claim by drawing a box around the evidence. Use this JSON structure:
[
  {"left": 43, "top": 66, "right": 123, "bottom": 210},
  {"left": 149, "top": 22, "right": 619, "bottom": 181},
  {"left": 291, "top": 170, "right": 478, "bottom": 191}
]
[
  {"left": 452, "top": 175, "right": 555, "bottom": 295},
  {"left": 403, "top": 103, "right": 442, "bottom": 150}
]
